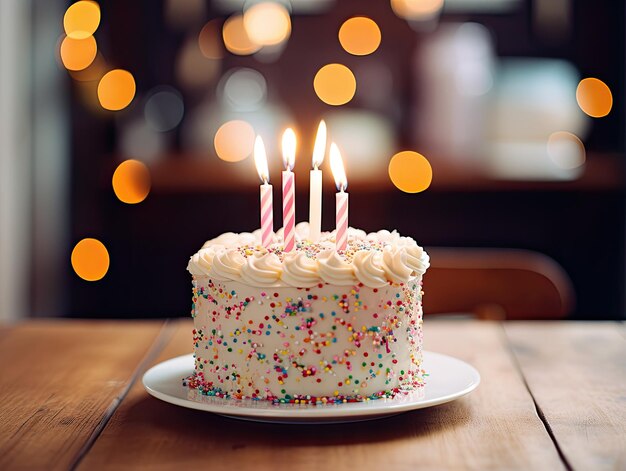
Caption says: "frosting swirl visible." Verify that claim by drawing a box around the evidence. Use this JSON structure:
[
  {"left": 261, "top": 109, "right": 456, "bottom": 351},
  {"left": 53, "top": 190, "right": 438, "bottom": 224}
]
[
  {"left": 401, "top": 241, "right": 430, "bottom": 276},
  {"left": 317, "top": 249, "right": 355, "bottom": 285},
  {"left": 353, "top": 250, "right": 388, "bottom": 287},
  {"left": 239, "top": 252, "right": 282, "bottom": 287},
  {"left": 281, "top": 252, "right": 319, "bottom": 287},
  {"left": 210, "top": 249, "right": 246, "bottom": 281},
  {"left": 381, "top": 246, "right": 413, "bottom": 283},
  {"left": 187, "top": 246, "right": 219, "bottom": 276}
]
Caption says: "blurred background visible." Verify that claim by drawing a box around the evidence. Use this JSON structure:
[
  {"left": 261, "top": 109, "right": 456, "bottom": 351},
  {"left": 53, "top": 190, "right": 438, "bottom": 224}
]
[{"left": 0, "top": 0, "right": 623, "bottom": 322}]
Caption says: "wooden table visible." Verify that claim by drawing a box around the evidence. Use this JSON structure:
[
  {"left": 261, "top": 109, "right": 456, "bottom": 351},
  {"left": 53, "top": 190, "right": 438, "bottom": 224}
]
[{"left": 0, "top": 320, "right": 624, "bottom": 470}]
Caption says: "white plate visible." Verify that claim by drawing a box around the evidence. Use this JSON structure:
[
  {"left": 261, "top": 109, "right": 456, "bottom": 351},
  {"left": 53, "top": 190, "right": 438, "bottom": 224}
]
[{"left": 142, "top": 351, "right": 480, "bottom": 424}]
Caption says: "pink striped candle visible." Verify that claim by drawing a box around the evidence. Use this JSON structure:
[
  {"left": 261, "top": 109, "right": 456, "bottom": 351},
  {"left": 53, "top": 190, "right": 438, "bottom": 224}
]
[
  {"left": 329, "top": 143, "right": 348, "bottom": 252},
  {"left": 335, "top": 191, "right": 348, "bottom": 251},
  {"left": 260, "top": 184, "right": 273, "bottom": 248},
  {"left": 281, "top": 129, "right": 296, "bottom": 252},
  {"left": 254, "top": 136, "right": 273, "bottom": 248}
]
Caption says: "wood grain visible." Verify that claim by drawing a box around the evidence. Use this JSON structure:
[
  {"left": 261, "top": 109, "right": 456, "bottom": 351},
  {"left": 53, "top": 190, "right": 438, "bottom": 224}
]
[
  {"left": 0, "top": 320, "right": 164, "bottom": 471},
  {"left": 505, "top": 322, "right": 626, "bottom": 471},
  {"left": 79, "top": 320, "right": 565, "bottom": 470}
]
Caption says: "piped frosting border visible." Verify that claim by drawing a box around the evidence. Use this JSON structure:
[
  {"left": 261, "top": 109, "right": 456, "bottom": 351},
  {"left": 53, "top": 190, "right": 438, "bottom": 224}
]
[{"left": 187, "top": 223, "right": 429, "bottom": 288}]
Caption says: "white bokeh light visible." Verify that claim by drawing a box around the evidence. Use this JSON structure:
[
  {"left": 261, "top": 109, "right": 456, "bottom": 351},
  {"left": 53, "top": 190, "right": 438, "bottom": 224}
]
[
  {"left": 144, "top": 87, "right": 185, "bottom": 132},
  {"left": 219, "top": 68, "right": 267, "bottom": 112},
  {"left": 547, "top": 131, "right": 586, "bottom": 169},
  {"left": 119, "top": 117, "right": 166, "bottom": 163}
]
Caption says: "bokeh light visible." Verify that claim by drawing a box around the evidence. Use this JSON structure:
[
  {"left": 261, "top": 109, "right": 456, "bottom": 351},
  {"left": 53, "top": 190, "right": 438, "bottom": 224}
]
[
  {"left": 60, "top": 35, "right": 97, "bottom": 71},
  {"left": 220, "top": 68, "right": 267, "bottom": 111},
  {"left": 325, "top": 110, "right": 394, "bottom": 180},
  {"left": 390, "top": 0, "right": 444, "bottom": 20},
  {"left": 119, "top": 119, "right": 166, "bottom": 163},
  {"left": 144, "top": 87, "right": 185, "bottom": 132},
  {"left": 243, "top": 2, "right": 291, "bottom": 46},
  {"left": 165, "top": 0, "right": 206, "bottom": 30},
  {"left": 97, "top": 69, "right": 136, "bottom": 111},
  {"left": 223, "top": 14, "right": 262, "bottom": 55},
  {"left": 112, "top": 160, "right": 151, "bottom": 204},
  {"left": 576, "top": 78, "right": 612, "bottom": 118},
  {"left": 198, "top": 19, "right": 224, "bottom": 59},
  {"left": 214, "top": 120, "right": 256, "bottom": 162},
  {"left": 71, "top": 238, "right": 110, "bottom": 281},
  {"left": 338, "top": 17, "right": 381, "bottom": 56},
  {"left": 253, "top": 42, "right": 287, "bottom": 64},
  {"left": 354, "top": 62, "right": 394, "bottom": 108},
  {"left": 388, "top": 151, "right": 433, "bottom": 193},
  {"left": 64, "top": 1, "right": 101, "bottom": 39},
  {"left": 314, "top": 64, "right": 357, "bottom": 106},
  {"left": 177, "top": 36, "right": 222, "bottom": 89},
  {"left": 547, "top": 132, "right": 586, "bottom": 169}
]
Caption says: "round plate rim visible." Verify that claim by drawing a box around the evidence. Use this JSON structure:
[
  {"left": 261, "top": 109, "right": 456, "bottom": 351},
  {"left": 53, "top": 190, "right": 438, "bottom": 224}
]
[{"left": 142, "top": 351, "right": 480, "bottom": 421}]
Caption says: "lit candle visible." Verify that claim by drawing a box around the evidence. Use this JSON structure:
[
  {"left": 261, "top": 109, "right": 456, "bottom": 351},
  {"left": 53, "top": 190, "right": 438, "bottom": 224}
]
[
  {"left": 254, "top": 136, "right": 273, "bottom": 248},
  {"left": 329, "top": 142, "right": 348, "bottom": 252},
  {"left": 281, "top": 128, "right": 296, "bottom": 252},
  {"left": 309, "top": 120, "right": 326, "bottom": 242}
]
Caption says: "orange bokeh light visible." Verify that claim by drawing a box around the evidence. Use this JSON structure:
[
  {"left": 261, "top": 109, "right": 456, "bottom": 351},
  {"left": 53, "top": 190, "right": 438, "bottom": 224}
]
[
  {"left": 60, "top": 35, "right": 97, "bottom": 71},
  {"left": 97, "top": 69, "right": 136, "bottom": 111},
  {"left": 576, "top": 78, "right": 612, "bottom": 118},
  {"left": 64, "top": 1, "right": 101, "bottom": 39},
  {"left": 338, "top": 17, "right": 381, "bottom": 56},
  {"left": 222, "top": 15, "right": 261, "bottom": 56},
  {"left": 391, "top": 0, "right": 444, "bottom": 19},
  {"left": 214, "top": 120, "right": 256, "bottom": 162},
  {"left": 243, "top": 2, "right": 291, "bottom": 47},
  {"left": 112, "top": 160, "right": 151, "bottom": 204},
  {"left": 313, "top": 64, "right": 357, "bottom": 106},
  {"left": 71, "top": 238, "right": 110, "bottom": 281},
  {"left": 198, "top": 20, "right": 224, "bottom": 59},
  {"left": 388, "top": 151, "right": 433, "bottom": 193}
]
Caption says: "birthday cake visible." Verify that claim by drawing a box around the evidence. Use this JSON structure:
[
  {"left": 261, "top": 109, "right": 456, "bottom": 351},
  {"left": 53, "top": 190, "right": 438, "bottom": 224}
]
[{"left": 186, "top": 223, "right": 429, "bottom": 404}]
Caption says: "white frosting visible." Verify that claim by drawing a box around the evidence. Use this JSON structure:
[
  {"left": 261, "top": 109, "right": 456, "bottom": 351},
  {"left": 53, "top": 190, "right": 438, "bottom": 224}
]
[
  {"left": 187, "top": 246, "right": 219, "bottom": 276},
  {"left": 317, "top": 249, "right": 355, "bottom": 285},
  {"left": 352, "top": 250, "right": 388, "bottom": 288},
  {"left": 281, "top": 252, "right": 319, "bottom": 287},
  {"left": 188, "top": 224, "right": 429, "bottom": 288},
  {"left": 210, "top": 249, "right": 246, "bottom": 281},
  {"left": 381, "top": 246, "right": 413, "bottom": 283},
  {"left": 402, "top": 241, "right": 430, "bottom": 275},
  {"left": 239, "top": 252, "right": 282, "bottom": 287}
]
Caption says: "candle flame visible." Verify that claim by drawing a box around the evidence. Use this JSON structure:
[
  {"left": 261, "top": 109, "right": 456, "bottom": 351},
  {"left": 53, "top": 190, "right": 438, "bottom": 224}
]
[
  {"left": 254, "top": 135, "right": 270, "bottom": 183},
  {"left": 312, "top": 120, "right": 327, "bottom": 169},
  {"left": 329, "top": 142, "right": 347, "bottom": 191},
  {"left": 282, "top": 128, "right": 296, "bottom": 171}
]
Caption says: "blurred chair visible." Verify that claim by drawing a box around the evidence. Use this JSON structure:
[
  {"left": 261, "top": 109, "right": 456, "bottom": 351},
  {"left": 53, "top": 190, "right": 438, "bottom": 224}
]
[{"left": 423, "top": 248, "right": 575, "bottom": 320}]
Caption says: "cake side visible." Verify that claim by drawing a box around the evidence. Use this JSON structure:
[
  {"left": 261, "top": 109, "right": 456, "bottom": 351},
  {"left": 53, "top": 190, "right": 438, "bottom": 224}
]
[{"left": 189, "top": 277, "right": 424, "bottom": 403}]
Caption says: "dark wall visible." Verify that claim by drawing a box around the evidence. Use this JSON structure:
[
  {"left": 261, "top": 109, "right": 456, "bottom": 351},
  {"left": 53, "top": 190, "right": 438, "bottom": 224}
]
[{"left": 64, "top": 0, "right": 625, "bottom": 320}]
